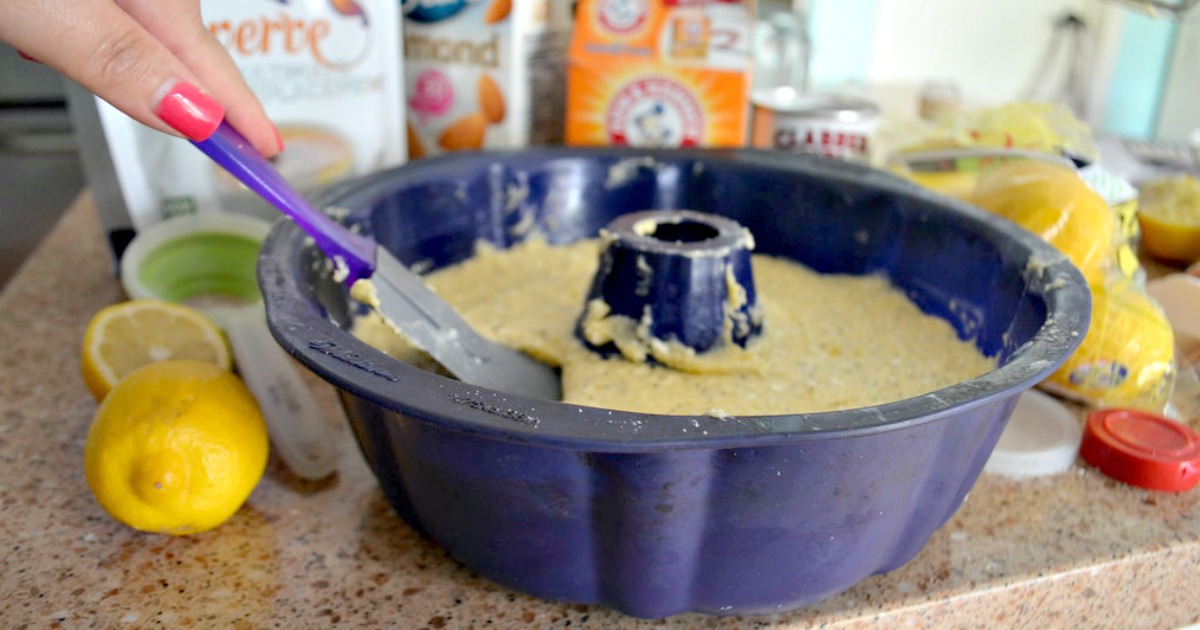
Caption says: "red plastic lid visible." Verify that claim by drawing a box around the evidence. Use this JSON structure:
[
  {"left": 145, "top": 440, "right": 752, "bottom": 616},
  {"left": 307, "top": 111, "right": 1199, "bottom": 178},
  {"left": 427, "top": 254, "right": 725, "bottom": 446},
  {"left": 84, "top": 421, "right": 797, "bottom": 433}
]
[{"left": 1080, "top": 408, "right": 1200, "bottom": 492}]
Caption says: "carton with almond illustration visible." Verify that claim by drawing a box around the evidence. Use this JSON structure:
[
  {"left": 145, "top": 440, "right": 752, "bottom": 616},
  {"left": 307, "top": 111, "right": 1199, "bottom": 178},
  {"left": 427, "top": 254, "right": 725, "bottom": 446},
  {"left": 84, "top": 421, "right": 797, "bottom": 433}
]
[
  {"left": 566, "top": 0, "right": 754, "bottom": 148},
  {"left": 402, "top": 0, "right": 572, "bottom": 157}
]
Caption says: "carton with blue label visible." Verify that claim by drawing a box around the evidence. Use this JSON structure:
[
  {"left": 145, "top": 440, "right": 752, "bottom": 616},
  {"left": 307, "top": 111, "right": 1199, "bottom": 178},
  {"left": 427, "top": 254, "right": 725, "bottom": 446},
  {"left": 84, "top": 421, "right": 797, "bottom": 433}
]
[{"left": 402, "top": 0, "right": 572, "bottom": 157}]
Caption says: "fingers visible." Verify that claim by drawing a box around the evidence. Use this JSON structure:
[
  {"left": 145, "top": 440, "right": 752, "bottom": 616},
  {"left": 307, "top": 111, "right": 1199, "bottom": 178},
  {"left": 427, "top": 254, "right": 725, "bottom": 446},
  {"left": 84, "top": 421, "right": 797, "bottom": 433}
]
[
  {"left": 0, "top": 0, "right": 279, "bottom": 157},
  {"left": 116, "top": 0, "right": 281, "bottom": 157},
  {"left": 0, "top": 0, "right": 212, "bottom": 138}
]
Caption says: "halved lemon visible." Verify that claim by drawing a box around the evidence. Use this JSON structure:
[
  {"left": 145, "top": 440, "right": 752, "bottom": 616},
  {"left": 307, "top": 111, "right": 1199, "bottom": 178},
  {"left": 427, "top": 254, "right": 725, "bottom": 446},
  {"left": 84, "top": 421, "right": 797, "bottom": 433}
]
[
  {"left": 81, "top": 300, "right": 232, "bottom": 401},
  {"left": 1138, "top": 174, "right": 1200, "bottom": 264}
]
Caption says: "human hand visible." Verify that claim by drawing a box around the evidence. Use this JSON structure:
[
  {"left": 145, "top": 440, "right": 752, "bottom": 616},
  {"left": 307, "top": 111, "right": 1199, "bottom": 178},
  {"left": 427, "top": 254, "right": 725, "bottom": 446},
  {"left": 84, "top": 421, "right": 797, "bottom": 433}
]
[{"left": 0, "top": 0, "right": 281, "bottom": 157}]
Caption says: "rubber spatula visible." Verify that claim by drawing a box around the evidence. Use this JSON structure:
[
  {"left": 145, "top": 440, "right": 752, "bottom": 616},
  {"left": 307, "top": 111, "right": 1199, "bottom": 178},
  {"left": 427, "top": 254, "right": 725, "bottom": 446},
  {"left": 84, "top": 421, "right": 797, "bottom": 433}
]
[{"left": 192, "top": 121, "right": 562, "bottom": 401}]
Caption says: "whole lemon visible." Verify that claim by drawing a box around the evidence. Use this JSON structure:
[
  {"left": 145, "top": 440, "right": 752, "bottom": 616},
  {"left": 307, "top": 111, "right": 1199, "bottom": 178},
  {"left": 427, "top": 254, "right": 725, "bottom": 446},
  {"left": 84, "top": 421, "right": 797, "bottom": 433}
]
[
  {"left": 84, "top": 360, "right": 269, "bottom": 535},
  {"left": 967, "top": 160, "right": 1116, "bottom": 283}
]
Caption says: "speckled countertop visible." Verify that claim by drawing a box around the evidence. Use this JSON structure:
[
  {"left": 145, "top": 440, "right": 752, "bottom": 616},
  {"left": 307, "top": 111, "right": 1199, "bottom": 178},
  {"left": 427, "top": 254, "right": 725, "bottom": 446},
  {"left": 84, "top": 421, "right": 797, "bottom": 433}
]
[{"left": 2, "top": 194, "right": 1198, "bottom": 629}]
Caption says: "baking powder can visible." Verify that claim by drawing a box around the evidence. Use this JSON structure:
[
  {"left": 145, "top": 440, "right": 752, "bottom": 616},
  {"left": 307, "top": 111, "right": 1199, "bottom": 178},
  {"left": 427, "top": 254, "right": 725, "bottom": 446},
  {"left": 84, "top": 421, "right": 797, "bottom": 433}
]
[{"left": 750, "top": 89, "right": 880, "bottom": 163}]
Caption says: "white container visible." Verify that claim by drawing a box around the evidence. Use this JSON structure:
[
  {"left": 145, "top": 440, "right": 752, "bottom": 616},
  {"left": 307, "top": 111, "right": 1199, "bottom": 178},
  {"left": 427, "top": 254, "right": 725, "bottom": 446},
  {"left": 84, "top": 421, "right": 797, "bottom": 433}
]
[
  {"left": 749, "top": 90, "right": 880, "bottom": 163},
  {"left": 984, "top": 389, "right": 1082, "bottom": 479}
]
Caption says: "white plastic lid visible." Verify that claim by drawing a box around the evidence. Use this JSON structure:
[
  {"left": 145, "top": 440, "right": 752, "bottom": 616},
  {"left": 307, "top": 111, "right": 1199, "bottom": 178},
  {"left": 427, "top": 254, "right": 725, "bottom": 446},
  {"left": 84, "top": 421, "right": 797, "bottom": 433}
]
[{"left": 984, "top": 389, "right": 1083, "bottom": 479}]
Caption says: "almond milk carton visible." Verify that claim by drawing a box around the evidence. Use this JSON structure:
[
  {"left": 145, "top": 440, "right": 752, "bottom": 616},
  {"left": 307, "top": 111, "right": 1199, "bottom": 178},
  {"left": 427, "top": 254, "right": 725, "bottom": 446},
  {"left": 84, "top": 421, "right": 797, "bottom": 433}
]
[
  {"left": 566, "top": 0, "right": 753, "bottom": 148},
  {"left": 402, "top": 0, "right": 572, "bottom": 157}
]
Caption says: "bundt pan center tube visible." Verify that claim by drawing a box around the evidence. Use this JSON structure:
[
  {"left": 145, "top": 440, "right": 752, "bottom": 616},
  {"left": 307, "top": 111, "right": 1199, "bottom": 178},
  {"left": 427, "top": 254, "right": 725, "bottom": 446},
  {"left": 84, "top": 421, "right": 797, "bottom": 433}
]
[
  {"left": 578, "top": 209, "right": 762, "bottom": 359},
  {"left": 257, "top": 148, "right": 1090, "bottom": 618}
]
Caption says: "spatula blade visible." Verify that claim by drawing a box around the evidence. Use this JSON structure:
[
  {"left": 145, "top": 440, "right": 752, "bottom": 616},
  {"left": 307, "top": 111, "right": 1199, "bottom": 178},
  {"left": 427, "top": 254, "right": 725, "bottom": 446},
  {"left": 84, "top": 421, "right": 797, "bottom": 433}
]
[{"left": 357, "top": 248, "right": 561, "bottom": 402}]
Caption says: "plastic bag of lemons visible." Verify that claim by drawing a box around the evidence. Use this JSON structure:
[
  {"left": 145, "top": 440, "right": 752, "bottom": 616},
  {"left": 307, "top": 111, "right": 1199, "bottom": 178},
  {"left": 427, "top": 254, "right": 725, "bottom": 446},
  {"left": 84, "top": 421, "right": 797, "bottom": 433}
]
[
  {"left": 967, "top": 160, "right": 1115, "bottom": 283},
  {"left": 881, "top": 101, "right": 1104, "bottom": 204},
  {"left": 883, "top": 102, "right": 1178, "bottom": 410},
  {"left": 1039, "top": 274, "right": 1175, "bottom": 410},
  {"left": 964, "top": 160, "right": 1176, "bottom": 411},
  {"left": 881, "top": 101, "right": 1098, "bottom": 164}
]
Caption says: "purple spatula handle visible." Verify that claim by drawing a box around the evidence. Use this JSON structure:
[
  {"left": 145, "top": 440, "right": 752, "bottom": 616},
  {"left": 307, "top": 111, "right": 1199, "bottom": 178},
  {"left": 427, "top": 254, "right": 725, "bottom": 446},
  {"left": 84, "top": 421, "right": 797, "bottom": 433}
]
[{"left": 192, "top": 121, "right": 376, "bottom": 285}]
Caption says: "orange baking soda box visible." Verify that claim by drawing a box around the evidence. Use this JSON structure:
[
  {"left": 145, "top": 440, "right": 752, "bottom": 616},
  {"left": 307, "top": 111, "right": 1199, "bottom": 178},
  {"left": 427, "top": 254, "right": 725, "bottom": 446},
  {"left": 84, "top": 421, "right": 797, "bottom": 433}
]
[{"left": 566, "top": 0, "right": 754, "bottom": 148}]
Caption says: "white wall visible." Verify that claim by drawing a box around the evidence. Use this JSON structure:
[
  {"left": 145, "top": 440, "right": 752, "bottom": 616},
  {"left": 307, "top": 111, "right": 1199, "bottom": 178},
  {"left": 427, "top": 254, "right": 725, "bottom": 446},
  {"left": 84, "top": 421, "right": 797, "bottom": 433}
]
[
  {"left": 862, "top": 0, "right": 1124, "bottom": 125},
  {"left": 1156, "top": 18, "right": 1200, "bottom": 140}
]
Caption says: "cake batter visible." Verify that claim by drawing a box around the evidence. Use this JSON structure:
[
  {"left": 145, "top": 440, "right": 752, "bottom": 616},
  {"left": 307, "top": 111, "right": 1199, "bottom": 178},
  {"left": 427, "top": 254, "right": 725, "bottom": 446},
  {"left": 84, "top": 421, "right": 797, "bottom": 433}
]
[{"left": 352, "top": 238, "right": 996, "bottom": 416}]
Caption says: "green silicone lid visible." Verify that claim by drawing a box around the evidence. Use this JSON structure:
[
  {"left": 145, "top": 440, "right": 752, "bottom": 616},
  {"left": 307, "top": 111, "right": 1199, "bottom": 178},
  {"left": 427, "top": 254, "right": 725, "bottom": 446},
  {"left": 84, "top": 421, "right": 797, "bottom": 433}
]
[{"left": 137, "top": 231, "right": 262, "bottom": 304}]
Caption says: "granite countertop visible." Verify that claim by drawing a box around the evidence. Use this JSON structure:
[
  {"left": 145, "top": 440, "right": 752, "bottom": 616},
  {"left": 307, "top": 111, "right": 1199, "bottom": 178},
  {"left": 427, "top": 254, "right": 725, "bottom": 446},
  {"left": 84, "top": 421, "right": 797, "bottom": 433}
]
[{"left": 2, "top": 194, "right": 1198, "bottom": 629}]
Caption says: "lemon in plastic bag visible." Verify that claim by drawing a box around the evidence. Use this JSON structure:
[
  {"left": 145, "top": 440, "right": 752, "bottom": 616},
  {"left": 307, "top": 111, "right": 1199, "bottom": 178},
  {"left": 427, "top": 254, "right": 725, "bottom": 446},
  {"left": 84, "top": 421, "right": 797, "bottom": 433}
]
[
  {"left": 882, "top": 101, "right": 1098, "bottom": 162},
  {"left": 965, "top": 159, "right": 1174, "bottom": 409},
  {"left": 966, "top": 159, "right": 1116, "bottom": 283},
  {"left": 1042, "top": 276, "right": 1175, "bottom": 411}
]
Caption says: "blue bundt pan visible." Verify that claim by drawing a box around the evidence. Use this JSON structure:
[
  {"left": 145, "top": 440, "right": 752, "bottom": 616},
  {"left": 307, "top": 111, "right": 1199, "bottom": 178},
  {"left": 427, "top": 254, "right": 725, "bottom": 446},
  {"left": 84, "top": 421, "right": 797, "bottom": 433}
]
[{"left": 258, "top": 148, "right": 1089, "bottom": 618}]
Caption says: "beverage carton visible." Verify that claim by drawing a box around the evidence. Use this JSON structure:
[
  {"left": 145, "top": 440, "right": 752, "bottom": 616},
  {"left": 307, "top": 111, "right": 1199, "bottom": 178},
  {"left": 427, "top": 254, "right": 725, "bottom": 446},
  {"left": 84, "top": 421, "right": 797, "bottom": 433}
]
[{"left": 402, "top": 0, "right": 572, "bottom": 157}]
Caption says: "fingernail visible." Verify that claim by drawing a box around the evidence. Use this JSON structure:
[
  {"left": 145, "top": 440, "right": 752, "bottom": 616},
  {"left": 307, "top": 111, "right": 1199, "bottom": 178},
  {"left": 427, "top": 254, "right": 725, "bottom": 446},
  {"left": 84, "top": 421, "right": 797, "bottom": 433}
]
[
  {"left": 154, "top": 81, "right": 223, "bottom": 141},
  {"left": 17, "top": 50, "right": 41, "bottom": 63},
  {"left": 272, "top": 125, "right": 285, "bottom": 153}
]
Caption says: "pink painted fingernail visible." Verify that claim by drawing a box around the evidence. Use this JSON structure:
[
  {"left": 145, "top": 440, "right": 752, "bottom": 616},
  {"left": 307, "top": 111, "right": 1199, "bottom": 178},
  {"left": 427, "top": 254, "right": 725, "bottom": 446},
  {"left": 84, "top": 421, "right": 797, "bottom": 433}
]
[
  {"left": 272, "top": 124, "right": 285, "bottom": 153},
  {"left": 153, "top": 81, "right": 223, "bottom": 141}
]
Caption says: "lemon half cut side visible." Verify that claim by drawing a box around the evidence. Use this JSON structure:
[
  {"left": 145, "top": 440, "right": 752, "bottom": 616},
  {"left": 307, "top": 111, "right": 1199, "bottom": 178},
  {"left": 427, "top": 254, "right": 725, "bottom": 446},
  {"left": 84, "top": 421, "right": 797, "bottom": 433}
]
[{"left": 81, "top": 300, "right": 232, "bottom": 401}]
